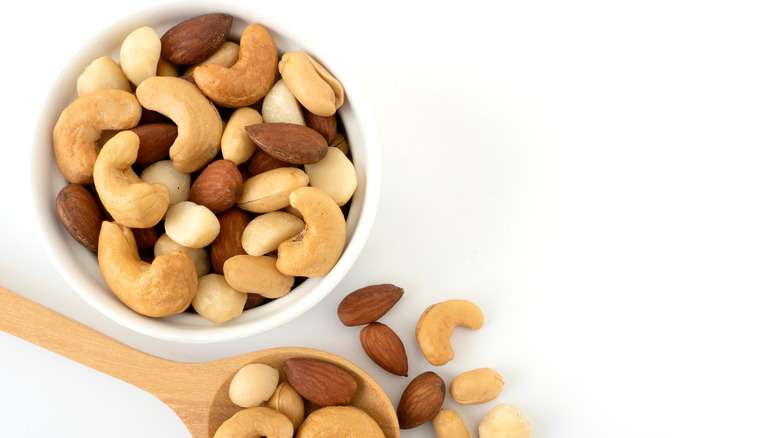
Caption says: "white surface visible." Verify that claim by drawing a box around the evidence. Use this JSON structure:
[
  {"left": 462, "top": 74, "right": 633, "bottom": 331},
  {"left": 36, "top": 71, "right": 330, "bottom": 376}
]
[{"left": 1, "top": 0, "right": 780, "bottom": 436}]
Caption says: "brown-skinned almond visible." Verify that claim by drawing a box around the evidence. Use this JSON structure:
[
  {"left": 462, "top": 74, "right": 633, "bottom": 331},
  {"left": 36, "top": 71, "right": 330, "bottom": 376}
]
[
  {"left": 360, "top": 322, "right": 408, "bottom": 377},
  {"left": 245, "top": 122, "right": 328, "bottom": 164},
  {"left": 283, "top": 358, "right": 357, "bottom": 407},
  {"left": 160, "top": 13, "right": 233, "bottom": 66},
  {"left": 246, "top": 147, "right": 295, "bottom": 176},
  {"left": 210, "top": 206, "right": 249, "bottom": 275},
  {"left": 338, "top": 283, "right": 404, "bottom": 326},
  {"left": 55, "top": 183, "right": 104, "bottom": 252},
  {"left": 303, "top": 109, "right": 338, "bottom": 145},
  {"left": 397, "top": 371, "right": 446, "bottom": 429},
  {"left": 129, "top": 123, "right": 177, "bottom": 167},
  {"left": 189, "top": 159, "right": 243, "bottom": 214}
]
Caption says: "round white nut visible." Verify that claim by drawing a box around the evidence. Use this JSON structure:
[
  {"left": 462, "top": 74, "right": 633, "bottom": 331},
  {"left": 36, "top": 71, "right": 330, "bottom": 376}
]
[
  {"left": 236, "top": 167, "right": 310, "bottom": 214},
  {"left": 242, "top": 211, "right": 305, "bottom": 257},
  {"left": 76, "top": 56, "right": 131, "bottom": 97},
  {"left": 261, "top": 79, "right": 305, "bottom": 125},
  {"left": 214, "top": 406, "right": 293, "bottom": 438},
  {"left": 153, "top": 234, "right": 211, "bottom": 277},
  {"left": 276, "top": 187, "right": 346, "bottom": 277},
  {"left": 93, "top": 131, "right": 170, "bottom": 229},
  {"left": 278, "top": 51, "right": 344, "bottom": 117},
  {"left": 433, "top": 408, "right": 472, "bottom": 438},
  {"left": 478, "top": 404, "right": 532, "bottom": 438},
  {"left": 415, "top": 299, "right": 485, "bottom": 366},
  {"left": 139, "top": 159, "right": 191, "bottom": 206},
  {"left": 229, "top": 363, "right": 280, "bottom": 408},
  {"left": 265, "top": 382, "right": 305, "bottom": 430},
  {"left": 304, "top": 146, "right": 358, "bottom": 206},
  {"left": 135, "top": 76, "right": 223, "bottom": 173},
  {"left": 182, "top": 41, "right": 240, "bottom": 77},
  {"left": 164, "top": 201, "right": 221, "bottom": 248},
  {"left": 222, "top": 107, "right": 263, "bottom": 165},
  {"left": 120, "top": 26, "right": 161, "bottom": 87},
  {"left": 223, "top": 255, "right": 295, "bottom": 299},
  {"left": 192, "top": 273, "right": 247, "bottom": 324},
  {"left": 449, "top": 368, "right": 504, "bottom": 405}
]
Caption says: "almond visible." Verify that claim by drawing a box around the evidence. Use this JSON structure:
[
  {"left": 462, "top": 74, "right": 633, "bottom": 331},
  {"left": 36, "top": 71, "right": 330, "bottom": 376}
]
[
  {"left": 283, "top": 358, "right": 358, "bottom": 407},
  {"left": 396, "top": 371, "right": 446, "bottom": 429},
  {"left": 246, "top": 147, "right": 295, "bottom": 176},
  {"left": 131, "top": 226, "right": 159, "bottom": 252},
  {"left": 210, "top": 206, "right": 249, "bottom": 275},
  {"left": 160, "top": 13, "right": 233, "bottom": 66},
  {"left": 189, "top": 159, "right": 243, "bottom": 214},
  {"left": 337, "top": 283, "right": 404, "bottom": 326},
  {"left": 129, "top": 123, "right": 177, "bottom": 167},
  {"left": 55, "top": 183, "right": 104, "bottom": 252},
  {"left": 360, "top": 322, "right": 408, "bottom": 376},
  {"left": 303, "top": 109, "right": 338, "bottom": 145},
  {"left": 245, "top": 122, "right": 329, "bottom": 164}
]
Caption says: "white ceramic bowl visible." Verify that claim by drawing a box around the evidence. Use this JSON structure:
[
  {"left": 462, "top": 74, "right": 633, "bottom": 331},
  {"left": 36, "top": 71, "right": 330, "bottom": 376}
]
[{"left": 30, "top": 3, "right": 381, "bottom": 343}]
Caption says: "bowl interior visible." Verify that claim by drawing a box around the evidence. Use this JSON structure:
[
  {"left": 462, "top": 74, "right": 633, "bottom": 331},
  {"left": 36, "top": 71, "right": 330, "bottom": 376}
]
[{"left": 31, "top": 3, "right": 381, "bottom": 343}]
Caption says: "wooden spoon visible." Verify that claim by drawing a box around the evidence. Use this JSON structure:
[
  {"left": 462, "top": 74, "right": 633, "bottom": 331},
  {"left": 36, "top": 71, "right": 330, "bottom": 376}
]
[{"left": 0, "top": 286, "right": 400, "bottom": 438}]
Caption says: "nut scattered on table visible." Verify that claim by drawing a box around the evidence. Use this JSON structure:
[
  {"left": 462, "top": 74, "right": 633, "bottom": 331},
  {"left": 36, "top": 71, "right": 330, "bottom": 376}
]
[{"left": 396, "top": 371, "right": 446, "bottom": 429}]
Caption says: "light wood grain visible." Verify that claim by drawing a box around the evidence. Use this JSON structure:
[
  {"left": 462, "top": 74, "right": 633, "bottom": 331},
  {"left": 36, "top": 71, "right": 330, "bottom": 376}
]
[{"left": 0, "top": 286, "right": 400, "bottom": 438}]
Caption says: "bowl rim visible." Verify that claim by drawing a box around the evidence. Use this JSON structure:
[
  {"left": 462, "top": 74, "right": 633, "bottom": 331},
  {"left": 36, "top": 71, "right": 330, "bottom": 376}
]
[{"left": 30, "top": 2, "right": 381, "bottom": 343}]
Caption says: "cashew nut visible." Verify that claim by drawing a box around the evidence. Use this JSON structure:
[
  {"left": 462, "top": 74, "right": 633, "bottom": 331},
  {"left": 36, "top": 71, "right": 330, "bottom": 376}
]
[
  {"left": 193, "top": 23, "right": 278, "bottom": 108},
  {"left": 296, "top": 406, "right": 384, "bottom": 438},
  {"left": 433, "top": 409, "right": 472, "bottom": 438},
  {"left": 135, "top": 76, "right": 222, "bottom": 173},
  {"left": 97, "top": 221, "right": 197, "bottom": 317},
  {"left": 214, "top": 406, "right": 294, "bottom": 438},
  {"left": 278, "top": 51, "right": 344, "bottom": 117},
  {"left": 92, "top": 131, "right": 170, "bottom": 229},
  {"left": 52, "top": 89, "right": 142, "bottom": 184},
  {"left": 478, "top": 404, "right": 532, "bottom": 438},
  {"left": 415, "top": 299, "right": 484, "bottom": 366},
  {"left": 276, "top": 187, "right": 347, "bottom": 277}
]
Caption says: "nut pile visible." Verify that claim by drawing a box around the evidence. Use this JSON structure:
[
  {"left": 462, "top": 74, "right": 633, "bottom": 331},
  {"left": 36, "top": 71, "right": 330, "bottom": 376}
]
[
  {"left": 338, "top": 284, "right": 533, "bottom": 437},
  {"left": 53, "top": 13, "right": 358, "bottom": 322},
  {"left": 217, "top": 357, "right": 383, "bottom": 437}
]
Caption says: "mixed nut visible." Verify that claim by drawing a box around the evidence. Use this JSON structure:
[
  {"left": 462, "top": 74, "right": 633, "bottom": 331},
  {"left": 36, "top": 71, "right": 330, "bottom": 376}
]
[{"left": 52, "top": 13, "right": 358, "bottom": 322}]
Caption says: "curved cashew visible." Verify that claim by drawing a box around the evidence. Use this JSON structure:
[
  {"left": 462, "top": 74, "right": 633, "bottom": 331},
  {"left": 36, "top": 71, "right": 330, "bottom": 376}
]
[
  {"left": 135, "top": 76, "right": 222, "bottom": 173},
  {"left": 193, "top": 23, "right": 278, "bottom": 108},
  {"left": 275, "top": 187, "right": 346, "bottom": 277},
  {"left": 415, "top": 299, "right": 484, "bottom": 366},
  {"left": 97, "top": 221, "right": 197, "bottom": 317},
  {"left": 52, "top": 89, "right": 142, "bottom": 184},
  {"left": 296, "top": 406, "right": 384, "bottom": 438},
  {"left": 93, "top": 131, "right": 170, "bottom": 229},
  {"left": 214, "top": 406, "right": 294, "bottom": 438}
]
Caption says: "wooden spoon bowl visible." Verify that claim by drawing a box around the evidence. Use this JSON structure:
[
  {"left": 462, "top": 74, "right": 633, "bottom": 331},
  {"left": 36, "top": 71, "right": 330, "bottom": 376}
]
[{"left": 0, "top": 286, "right": 400, "bottom": 437}]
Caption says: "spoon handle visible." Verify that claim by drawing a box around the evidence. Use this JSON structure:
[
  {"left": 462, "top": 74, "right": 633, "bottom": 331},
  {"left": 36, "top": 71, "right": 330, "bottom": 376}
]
[{"left": 0, "top": 286, "right": 172, "bottom": 393}]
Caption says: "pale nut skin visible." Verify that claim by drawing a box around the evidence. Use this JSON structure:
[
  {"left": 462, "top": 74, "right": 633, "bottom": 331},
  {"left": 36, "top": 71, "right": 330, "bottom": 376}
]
[
  {"left": 278, "top": 51, "right": 345, "bottom": 117},
  {"left": 213, "top": 406, "right": 294, "bottom": 438},
  {"left": 276, "top": 187, "right": 347, "bottom": 277},
  {"left": 449, "top": 368, "right": 504, "bottom": 405},
  {"left": 192, "top": 273, "right": 246, "bottom": 324},
  {"left": 304, "top": 146, "right": 358, "bottom": 206},
  {"left": 478, "top": 404, "right": 532, "bottom": 438},
  {"left": 76, "top": 56, "right": 131, "bottom": 97},
  {"left": 92, "top": 131, "right": 170, "bottom": 229},
  {"left": 52, "top": 89, "right": 142, "bottom": 184},
  {"left": 193, "top": 23, "right": 278, "bottom": 108},
  {"left": 236, "top": 167, "right": 310, "bottom": 214},
  {"left": 265, "top": 382, "right": 305, "bottom": 430},
  {"left": 415, "top": 299, "right": 485, "bottom": 366},
  {"left": 221, "top": 106, "right": 263, "bottom": 165},
  {"left": 296, "top": 406, "right": 384, "bottom": 438},
  {"left": 261, "top": 79, "right": 305, "bottom": 125},
  {"left": 119, "top": 26, "right": 161, "bottom": 87},
  {"left": 229, "top": 363, "right": 280, "bottom": 408},
  {"left": 433, "top": 409, "right": 473, "bottom": 438},
  {"left": 135, "top": 76, "right": 223, "bottom": 173},
  {"left": 97, "top": 221, "right": 197, "bottom": 317}
]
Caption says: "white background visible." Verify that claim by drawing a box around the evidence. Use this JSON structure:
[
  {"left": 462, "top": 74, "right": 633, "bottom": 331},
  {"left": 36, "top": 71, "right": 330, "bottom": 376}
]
[{"left": 2, "top": 0, "right": 780, "bottom": 436}]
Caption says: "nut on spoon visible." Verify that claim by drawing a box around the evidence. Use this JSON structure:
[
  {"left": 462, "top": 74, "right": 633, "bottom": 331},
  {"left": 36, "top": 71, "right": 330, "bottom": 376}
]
[{"left": 0, "top": 286, "right": 400, "bottom": 438}]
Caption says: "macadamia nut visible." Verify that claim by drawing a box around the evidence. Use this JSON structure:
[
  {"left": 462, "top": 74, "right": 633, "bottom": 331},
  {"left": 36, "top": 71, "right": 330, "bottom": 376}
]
[
  {"left": 192, "top": 273, "right": 247, "bottom": 324},
  {"left": 140, "top": 159, "right": 191, "bottom": 206},
  {"left": 229, "top": 363, "right": 280, "bottom": 408},
  {"left": 164, "top": 201, "right": 221, "bottom": 248},
  {"left": 478, "top": 404, "right": 532, "bottom": 438},
  {"left": 242, "top": 211, "right": 305, "bottom": 256},
  {"left": 77, "top": 56, "right": 131, "bottom": 97},
  {"left": 154, "top": 234, "right": 211, "bottom": 277},
  {"left": 120, "top": 26, "right": 161, "bottom": 86}
]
